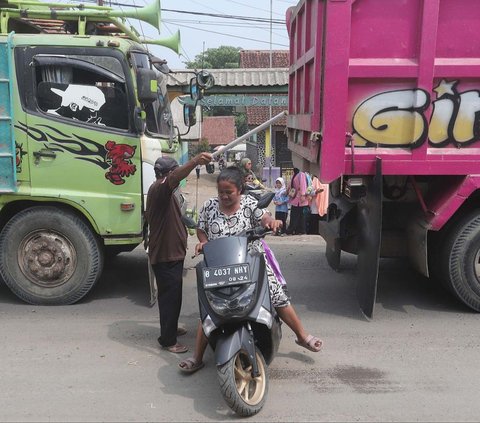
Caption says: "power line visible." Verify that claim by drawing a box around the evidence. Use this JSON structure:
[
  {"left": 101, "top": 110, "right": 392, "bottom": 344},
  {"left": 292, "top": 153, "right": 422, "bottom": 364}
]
[
  {"left": 227, "top": 0, "right": 285, "bottom": 17},
  {"left": 162, "top": 8, "right": 285, "bottom": 25},
  {"left": 79, "top": 1, "right": 286, "bottom": 24},
  {"left": 162, "top": 19, "right": 289, "bottom": 40},
  {"left": 171, "top": 22, "right": 289, "bottom": 48}
]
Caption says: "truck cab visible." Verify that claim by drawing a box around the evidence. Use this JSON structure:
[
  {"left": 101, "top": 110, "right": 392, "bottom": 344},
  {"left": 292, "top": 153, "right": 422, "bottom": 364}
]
[{"left": 0, "top": 0, "right": 209, "bottom": 305}]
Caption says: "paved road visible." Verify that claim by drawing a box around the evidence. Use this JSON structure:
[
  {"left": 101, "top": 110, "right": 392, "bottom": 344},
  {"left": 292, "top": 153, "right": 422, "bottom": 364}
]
[{"left": 1, "top": 170, "right": 480, "bottom": 422}]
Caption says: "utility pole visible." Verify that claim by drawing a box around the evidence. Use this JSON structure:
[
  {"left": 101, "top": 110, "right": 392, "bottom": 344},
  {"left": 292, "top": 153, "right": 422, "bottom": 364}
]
[{"left": 266, "top": 0, "right": 273, "bottom": 186}]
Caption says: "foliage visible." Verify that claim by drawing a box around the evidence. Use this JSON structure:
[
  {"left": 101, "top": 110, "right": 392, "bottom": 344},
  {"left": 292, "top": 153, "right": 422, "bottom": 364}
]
[
  {"left": 195, "top": 137, "right": 211, "bottom": 154},
  {"left": 185, "top": 46, "right": 242, "bottom": 69},
  {"left": 234, "top": 113, "right": 248, "bottom": 136}
]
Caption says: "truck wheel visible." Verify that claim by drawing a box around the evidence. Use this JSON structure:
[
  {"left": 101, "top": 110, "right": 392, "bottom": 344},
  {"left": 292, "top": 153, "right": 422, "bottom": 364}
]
[
  {"left": 217, "top": 348, "right": 268, "bottom": 417},
  {"left": 0, "top": 207, "right": 104, "bottom": 305},
  {"left": 441, "top": 211, "right": 480, "bottom": 311}
]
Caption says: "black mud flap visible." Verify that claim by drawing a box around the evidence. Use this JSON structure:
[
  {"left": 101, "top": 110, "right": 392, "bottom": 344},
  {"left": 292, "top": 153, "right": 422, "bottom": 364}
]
[
  {"left": 356, "top": 158, "right": 382, "bottom": 319},
  {"left": 325, "top": 238, "right": 341, "bottom": 271}
]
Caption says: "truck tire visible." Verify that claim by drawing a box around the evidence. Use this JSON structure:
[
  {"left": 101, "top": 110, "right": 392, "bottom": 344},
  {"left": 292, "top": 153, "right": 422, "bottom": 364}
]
[
  {"left": 441, "top": 211, "right": 480, "bottom": 311},
  {"left": 217, "top": 347, "right": 268, "bottom": 417},
  {"left": 0, "top": 206, "right": 104, "bottom": 305}
]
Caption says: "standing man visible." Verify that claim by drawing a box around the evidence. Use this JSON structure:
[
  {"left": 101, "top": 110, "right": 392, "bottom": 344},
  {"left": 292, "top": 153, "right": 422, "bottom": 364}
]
[{"left": 146, "top": 152, "right": 212, "bottom": 353}]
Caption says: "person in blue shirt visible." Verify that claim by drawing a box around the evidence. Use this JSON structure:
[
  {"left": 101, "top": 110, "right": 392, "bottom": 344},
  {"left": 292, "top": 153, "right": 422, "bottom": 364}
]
[{"left": 273, "top": 177, "right": 289, "bottom": 235}]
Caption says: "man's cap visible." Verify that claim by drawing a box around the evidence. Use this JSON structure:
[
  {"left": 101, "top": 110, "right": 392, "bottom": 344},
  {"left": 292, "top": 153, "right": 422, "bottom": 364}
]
[{"left": 154, "top": 156, "right": 179, "bottom": 175}]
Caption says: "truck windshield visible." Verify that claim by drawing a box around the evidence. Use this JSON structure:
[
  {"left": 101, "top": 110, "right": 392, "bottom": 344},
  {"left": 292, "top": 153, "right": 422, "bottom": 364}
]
[{"left": 131, "top": 51, "right": 174, "bottom": 139}]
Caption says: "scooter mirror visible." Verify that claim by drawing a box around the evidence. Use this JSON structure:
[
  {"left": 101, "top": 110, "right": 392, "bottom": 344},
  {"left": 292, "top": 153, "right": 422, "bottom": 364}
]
[{"left": 256, "top": 192, "right": 275, "bottom": 209}]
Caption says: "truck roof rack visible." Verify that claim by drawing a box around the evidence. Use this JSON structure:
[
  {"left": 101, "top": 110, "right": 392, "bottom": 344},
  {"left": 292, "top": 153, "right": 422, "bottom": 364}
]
[{"left": 0, "top": 0, "right": 181, "bottom": 53}]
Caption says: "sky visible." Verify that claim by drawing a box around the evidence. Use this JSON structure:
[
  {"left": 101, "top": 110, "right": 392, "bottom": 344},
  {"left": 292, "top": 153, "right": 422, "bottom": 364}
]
[{"left": 127, "top": 0, "right": 299, "bottom": 69}]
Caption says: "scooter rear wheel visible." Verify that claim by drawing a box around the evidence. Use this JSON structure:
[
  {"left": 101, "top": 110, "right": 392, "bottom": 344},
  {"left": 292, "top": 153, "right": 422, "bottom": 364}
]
[{"left": 217, "top": 347, "right": 268, "bottom": 417}]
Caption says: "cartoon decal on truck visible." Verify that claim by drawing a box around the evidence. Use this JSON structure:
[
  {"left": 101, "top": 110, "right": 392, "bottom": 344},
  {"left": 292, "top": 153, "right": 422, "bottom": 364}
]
[
  {"left": 104, "top": 141, "right": 137, "bottom": 185},
  {"left": 353, "top": 80, "right": 480, "bottom": 148},
  {"left": 46, "top": 84, "right": 107, "bottom": 126}
]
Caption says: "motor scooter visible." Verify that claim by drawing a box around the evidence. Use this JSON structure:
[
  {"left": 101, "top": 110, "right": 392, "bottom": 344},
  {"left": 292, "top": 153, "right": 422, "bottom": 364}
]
[
  {"left": 193, "top": 192, "right": 282, "bottom": 416},
  {"left": 218, "top": 156, "right": 226, "bottom": 171}
]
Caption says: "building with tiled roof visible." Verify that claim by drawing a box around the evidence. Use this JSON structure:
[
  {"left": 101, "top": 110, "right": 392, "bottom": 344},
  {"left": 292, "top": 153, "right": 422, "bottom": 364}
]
[
  {"left": 202, "top": 116, "right": 236, "bottom": 147},
  {"left": 239, "top": 50, "right": 289, "bottom": 68}
]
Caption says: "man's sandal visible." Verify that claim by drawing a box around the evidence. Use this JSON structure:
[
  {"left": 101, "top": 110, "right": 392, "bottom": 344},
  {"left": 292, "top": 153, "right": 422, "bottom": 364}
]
[
  {"left": 162, "top": 343, "right": 188, "bottom": 354},
  {"left": 177, "top": 327, "right": 187, "bottom": 337},
  {"left": 295, "top": 335, "right": 323, "bottom": 352},
  {"left": 178, "top": 358, "right": 205, "bottom": 374}
]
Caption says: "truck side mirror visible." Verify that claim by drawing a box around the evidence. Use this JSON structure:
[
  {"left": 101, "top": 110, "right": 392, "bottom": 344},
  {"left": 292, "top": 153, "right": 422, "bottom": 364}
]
[
  {"left": 183, "top": 104, "right": 197, "bottom": 127},
  {"left": 256, "top": 192, "right": 275, "bottom": 209},
  {"left": 190, "top": 77, "right": 201, "bottom": 101},
  {"left": 136, "top": 68, "right": 157, "bottom": 104},
  {"left": 196, "top": 70, "right": 215, "bottom": 89},
  {"left": 189, "top": 71, "right": 215, "bottom": 101}
]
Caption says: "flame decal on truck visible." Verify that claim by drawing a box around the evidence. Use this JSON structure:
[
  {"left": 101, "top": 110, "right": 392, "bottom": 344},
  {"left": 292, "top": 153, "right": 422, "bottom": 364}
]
[
  {"left": 352, "top": 80, "right": 480, "bottom": 148},
  {"left": 14, "top": 122, "right": 137, "bottom": 184}
]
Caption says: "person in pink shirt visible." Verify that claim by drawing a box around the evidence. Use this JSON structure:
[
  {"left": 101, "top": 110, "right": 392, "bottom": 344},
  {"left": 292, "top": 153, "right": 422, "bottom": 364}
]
[
  {"left": 286, "top": 168, "right": 309, "bottom": 235},
  {"left": 307, "top": 174, "right": 329, "bottom": 234}
]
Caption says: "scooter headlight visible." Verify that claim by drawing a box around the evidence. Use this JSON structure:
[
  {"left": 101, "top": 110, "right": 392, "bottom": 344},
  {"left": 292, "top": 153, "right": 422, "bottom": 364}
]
[{"left": 206, "top": 283, "right": 256, "bottom": 317}]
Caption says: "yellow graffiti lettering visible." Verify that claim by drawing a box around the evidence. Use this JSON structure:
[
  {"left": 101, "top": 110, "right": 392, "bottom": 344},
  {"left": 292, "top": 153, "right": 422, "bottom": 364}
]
[
  {"left": 353, "top": 90, "right": 428, "bottom": 146},
  {"left": 453, "top": 92, "right": 480, "bottom": 143},
  {"left": 428, "top": 99, "right": 454, "bottom": 144}
]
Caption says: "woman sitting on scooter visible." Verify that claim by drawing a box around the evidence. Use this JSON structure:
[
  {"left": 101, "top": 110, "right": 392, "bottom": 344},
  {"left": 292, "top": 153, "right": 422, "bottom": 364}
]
[{"left": 178, "top": 166, "right": 323, "bottom": 374}]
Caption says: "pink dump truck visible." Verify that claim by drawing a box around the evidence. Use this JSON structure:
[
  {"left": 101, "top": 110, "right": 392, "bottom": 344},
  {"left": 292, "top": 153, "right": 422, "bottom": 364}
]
[{"left": 286, "top": 0, "right": 480, "bottom": 316}]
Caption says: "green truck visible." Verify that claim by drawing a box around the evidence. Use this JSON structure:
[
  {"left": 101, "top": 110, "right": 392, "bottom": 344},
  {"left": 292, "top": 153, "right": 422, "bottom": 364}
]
[{"left": 0, "top": 0, "right": 206, "bottom": 305}]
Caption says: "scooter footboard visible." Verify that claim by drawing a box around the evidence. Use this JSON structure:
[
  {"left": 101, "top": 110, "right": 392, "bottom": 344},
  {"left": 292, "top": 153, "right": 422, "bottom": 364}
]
[{"left": 214, "top": 326, "right": 256, "bottom": 367}]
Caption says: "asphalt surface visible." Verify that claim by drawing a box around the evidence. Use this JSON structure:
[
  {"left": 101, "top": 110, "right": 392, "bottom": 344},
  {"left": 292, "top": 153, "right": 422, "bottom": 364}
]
[{"left": 1, "top": 166, "right": 480, "bottom": 422}]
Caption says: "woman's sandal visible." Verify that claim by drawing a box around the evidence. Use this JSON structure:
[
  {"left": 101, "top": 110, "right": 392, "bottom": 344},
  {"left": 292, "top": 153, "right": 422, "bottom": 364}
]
[
  {"left": 178, "top": 358, "right": 205, "bottom": 374},
  {"left": 295, "top": 334, "right": 323, "bottom": 352}
]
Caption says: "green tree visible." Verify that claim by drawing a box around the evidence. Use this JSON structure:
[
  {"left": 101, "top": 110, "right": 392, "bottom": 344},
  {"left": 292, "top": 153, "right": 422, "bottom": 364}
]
[
  {"left": 195, "top": 137, "right": 211, "bottom": 154},
  {"left": 234, "top": 112, "right": 248, "bottom": 137},
  {"left": 185, "top": 46, "right": 242, "bottom": 69},
  {"left": 189, "top": 137, "right": 211, "bottom": 159}
]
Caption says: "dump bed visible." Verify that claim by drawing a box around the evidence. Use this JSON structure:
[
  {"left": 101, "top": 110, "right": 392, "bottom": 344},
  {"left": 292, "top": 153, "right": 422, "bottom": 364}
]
[{"left": 287, "top": 0, "right": 480, "bottom": 182}]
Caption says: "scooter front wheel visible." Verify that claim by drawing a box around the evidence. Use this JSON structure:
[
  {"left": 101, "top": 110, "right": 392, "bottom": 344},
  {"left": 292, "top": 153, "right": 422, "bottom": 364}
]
[{"left": 217, "top": 347, "right": 268, "bottom": 417}]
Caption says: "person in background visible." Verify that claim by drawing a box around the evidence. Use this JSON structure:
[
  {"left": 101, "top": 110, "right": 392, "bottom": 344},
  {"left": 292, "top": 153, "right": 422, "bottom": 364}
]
[
  {"left": 195, "top": 163, "right": 201, "bottom": 179},
  {"left": 244, "top": 173, "right": 259, "bottom": 191},
  {"left": 273, "top": 176, "right": 289, "bottom": 235},
  {"left": 286, "top": 168, "right": 309, "bottom": 235},
  {"left": 178, "top": 166, "right": 323, "bottom": 374},
  {"left": 304, "top": 171, "right": 314, "bottom": 233},
  {"left": 145, "top": 152, "right": 212, "bottom": 354},
  {"left": 238, "top": 157, "right": 265, "bottom": 189},
  {"left": 307, "top": 174, "right": 328, "bottom": 234}
]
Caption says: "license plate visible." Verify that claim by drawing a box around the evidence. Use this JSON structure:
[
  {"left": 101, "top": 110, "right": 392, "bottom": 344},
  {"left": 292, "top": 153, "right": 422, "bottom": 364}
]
[{"left": 202, "top": 264, "right": 251, "bottom": 289}]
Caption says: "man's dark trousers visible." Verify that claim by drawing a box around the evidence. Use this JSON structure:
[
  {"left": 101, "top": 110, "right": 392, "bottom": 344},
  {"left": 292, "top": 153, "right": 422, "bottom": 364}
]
[{"left": 152, "top": 260, "right": 184, "bottom": 348}]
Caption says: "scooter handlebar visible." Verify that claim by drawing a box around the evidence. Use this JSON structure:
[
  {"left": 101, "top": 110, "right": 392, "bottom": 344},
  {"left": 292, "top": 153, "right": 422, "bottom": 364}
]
[{"left": 247, "top": 226, "right": 271, "bottom": 241}]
